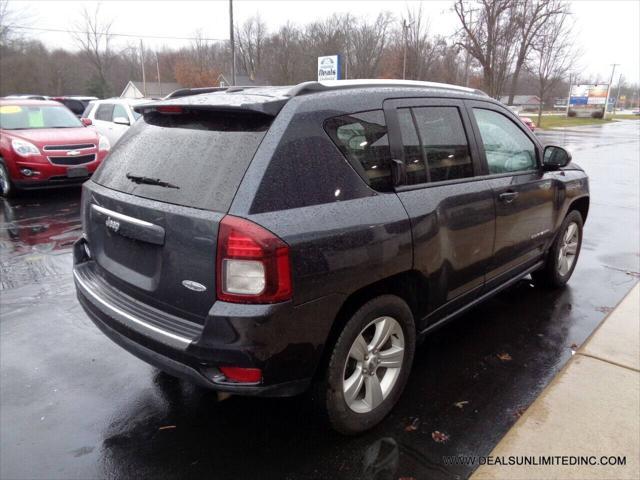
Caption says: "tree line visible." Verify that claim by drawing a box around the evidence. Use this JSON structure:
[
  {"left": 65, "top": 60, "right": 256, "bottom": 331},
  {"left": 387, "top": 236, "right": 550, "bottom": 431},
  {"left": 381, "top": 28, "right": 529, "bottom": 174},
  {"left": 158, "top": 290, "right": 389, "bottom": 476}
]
[{"left": 1, "top": 0, "right": 637, "bottom": 114}]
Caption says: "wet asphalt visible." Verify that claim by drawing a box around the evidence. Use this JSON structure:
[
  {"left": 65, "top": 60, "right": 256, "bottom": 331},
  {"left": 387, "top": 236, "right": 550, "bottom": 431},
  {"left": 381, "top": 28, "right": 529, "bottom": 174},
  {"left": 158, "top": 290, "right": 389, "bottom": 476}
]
[{"left": 1, "top": 121, "right": 639, "bottom": 480}]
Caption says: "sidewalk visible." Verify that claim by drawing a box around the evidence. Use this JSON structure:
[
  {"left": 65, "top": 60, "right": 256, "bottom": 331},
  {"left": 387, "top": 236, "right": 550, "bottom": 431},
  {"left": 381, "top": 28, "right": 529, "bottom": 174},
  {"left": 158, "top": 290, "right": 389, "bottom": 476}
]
[{"left": 472, "top": 283, "right": 640, "bottom": 480}]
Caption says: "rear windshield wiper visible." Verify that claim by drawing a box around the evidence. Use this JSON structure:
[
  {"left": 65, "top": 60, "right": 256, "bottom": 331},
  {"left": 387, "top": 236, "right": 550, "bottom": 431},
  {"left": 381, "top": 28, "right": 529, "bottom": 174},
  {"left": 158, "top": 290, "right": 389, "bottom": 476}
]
[{"left": 126, "top": 173, "right": 179, "bottom": 189}]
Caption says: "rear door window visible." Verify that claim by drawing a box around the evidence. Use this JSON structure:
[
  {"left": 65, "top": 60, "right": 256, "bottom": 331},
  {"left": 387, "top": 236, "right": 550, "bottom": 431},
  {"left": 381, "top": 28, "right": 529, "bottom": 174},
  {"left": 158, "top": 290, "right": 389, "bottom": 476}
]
[
  {"left": 95, "top": 104, "right": 114, "bottom": 122},
  {"left": 399, "top": 106, "right": 474, "bottom": 184},
  {"left": 324, "top": 110, "right": 393, "bottom": 192},
  {"left": 92, "top": 110, "right": 272, "bottom": 212}
]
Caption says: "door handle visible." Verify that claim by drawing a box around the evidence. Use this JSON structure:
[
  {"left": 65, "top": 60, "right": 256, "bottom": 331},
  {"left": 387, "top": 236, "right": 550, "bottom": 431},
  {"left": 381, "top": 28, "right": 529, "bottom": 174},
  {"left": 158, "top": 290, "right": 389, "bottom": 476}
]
[{"left": 499, "top": 191, "right": 519, "bottom": 203}]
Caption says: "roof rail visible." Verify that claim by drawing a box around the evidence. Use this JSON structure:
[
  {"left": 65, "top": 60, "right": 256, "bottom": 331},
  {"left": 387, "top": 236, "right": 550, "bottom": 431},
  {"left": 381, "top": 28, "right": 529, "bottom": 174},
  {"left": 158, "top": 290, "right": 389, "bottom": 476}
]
[{"left": 286, "top": 80, "right": 488, "bottom": 98}]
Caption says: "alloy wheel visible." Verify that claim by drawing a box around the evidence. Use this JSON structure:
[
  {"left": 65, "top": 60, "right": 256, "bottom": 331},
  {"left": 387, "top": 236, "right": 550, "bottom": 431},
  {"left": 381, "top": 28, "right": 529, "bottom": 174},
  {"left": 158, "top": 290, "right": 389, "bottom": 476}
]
[
  {"left": 558, "top": 222, "right": 579, "bottom": 276},
  {"left": 342, "top": 316, "right": 405, "bottom": 413}
]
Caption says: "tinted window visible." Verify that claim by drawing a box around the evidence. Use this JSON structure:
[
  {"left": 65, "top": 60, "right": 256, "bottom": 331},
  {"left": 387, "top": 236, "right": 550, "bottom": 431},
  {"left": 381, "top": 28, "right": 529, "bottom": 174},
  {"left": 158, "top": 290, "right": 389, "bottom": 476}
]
[
  {"left": 398, "top": 109, "right": 427, "bottom": 185},
  {"left": 95, "top": 104, "right": 114, "bottom": 121},
  {"left": 93, "top": 110, "right": 271, "bottom": 212},
  {"left": 112, "top": 104, "right": 129, "bottom": 122},
  {"left": 473, "top": 108, "right": 537, "bottom": 174},
  {"left": 60, "top": 99, "right": 85, "bottom": 115},
  {"left": 399, "top": 106, "right": 473, "bottom": 184},
  {"left": 324, "top": 110, "right": 393, "bottom": 192}
]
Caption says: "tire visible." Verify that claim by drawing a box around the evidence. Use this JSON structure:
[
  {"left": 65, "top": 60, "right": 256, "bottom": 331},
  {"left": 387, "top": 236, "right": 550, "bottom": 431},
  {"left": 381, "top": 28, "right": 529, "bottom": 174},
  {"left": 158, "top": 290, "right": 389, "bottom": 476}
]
[
  {"left": 532, "top": 210, "right": 583, "bottom": 289},
  {"left": 0, "top": 161, "right": 16, "bottom": 198},
  {"left": 316, "top": 295, "right": 416, "bottom": 435}
]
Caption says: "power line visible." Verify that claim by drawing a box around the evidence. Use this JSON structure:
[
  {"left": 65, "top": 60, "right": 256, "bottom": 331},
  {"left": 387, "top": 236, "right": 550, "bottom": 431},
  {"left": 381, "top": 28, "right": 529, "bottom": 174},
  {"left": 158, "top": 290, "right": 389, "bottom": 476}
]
[{"left": 10, "top": 25, "right": 227, "bottom": 42}]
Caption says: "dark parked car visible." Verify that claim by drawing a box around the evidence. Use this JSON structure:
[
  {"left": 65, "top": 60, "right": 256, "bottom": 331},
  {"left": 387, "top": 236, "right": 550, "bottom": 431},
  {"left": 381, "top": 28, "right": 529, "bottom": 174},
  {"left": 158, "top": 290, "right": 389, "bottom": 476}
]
[
  {"left": 73, "top": 80, "right": 589, "bottom": 434},
  {"left": 52, "top": 96, "right": 98, "bottom": 117}
]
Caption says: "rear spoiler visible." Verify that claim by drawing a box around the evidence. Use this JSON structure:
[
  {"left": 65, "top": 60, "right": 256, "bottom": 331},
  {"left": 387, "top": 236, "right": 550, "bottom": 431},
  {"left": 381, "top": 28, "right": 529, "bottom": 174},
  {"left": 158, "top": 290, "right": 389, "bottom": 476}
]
[
  {"left": 135, "top": 95, "right": 288, "bottom": 117},
  {"left": 163, "top": 87, "right": 228, "bottom": 100}
]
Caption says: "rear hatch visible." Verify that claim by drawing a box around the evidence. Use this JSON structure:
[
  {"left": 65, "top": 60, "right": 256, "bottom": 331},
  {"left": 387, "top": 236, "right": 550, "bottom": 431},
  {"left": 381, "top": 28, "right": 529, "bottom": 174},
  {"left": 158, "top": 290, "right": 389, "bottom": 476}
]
[{"left": 84, "top": 106, "right": 273, "bottom": 323}]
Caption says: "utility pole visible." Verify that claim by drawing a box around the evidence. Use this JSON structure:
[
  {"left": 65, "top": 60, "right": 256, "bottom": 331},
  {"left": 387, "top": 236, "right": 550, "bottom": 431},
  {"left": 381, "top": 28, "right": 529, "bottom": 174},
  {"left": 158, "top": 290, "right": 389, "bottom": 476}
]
[
  {"left": 229, "top": 0, "right": 236, "bottom": 86},
  {"left": 565, "top": 73, "right": 572, "bottom": 117},
  {"left": 603, "top": 63, "right": 619, "bottom": 119},
  {"left": 402, "top": 19, "right": 408, "bottom": 80},
  {"left": 613, "top": 73, "right": 623, "bottom": 116},
  {"left": 155, "top": 51, "right": 161, "bottom": 96},
  {"left": 140, "top": 39, "right": 146, "bottom": 98}
]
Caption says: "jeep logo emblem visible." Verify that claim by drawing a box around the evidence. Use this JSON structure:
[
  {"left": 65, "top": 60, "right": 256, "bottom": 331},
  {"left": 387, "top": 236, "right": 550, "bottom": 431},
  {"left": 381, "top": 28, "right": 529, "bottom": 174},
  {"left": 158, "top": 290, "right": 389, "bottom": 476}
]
[
  {"left": 182, "top": 280, "right": 207, "bottom": 292},
  {"left": 105, "top": 217, "right": 120, "bottom": 232}
]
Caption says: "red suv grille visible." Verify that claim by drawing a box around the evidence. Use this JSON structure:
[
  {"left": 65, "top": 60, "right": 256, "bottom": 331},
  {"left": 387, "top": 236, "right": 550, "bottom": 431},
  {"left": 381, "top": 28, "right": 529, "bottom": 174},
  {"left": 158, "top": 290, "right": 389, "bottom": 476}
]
[{"left": 48, "top": 154, "right": 96, "bottom": 166}]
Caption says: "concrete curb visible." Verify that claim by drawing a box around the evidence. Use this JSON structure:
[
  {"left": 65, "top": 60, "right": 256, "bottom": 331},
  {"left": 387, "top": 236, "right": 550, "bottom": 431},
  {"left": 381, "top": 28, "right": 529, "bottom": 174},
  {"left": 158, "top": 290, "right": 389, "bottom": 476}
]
[{"left": 471, "top": 283, "right": 640, "bottom": 480}]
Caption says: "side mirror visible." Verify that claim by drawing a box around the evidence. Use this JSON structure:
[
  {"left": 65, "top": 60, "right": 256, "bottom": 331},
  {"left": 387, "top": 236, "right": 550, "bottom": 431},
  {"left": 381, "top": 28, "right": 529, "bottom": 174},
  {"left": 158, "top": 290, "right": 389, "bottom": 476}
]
[
  {"left": 113, "top": 117, "right": 130, "bottom": 126},
  {"left": 543, "top": 145, "right": 572, "bottom": 169},
  {"left": 81, "top": 117, "right": 92, "bottom": 126}
]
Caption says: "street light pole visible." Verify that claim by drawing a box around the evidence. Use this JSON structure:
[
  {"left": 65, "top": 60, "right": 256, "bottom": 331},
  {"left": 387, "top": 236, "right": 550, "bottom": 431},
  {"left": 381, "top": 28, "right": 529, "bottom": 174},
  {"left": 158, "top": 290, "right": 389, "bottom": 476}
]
[
  {"left": 140, "top": 39, "right": 146, "bottom": 98},
  {"left": 229, "top": 0, "right": 236, "bottom": 86},
  {"left": 155, "top": 51, "right": 161, "bottom": 96},
  {"left": 603, "top": 63, "right": 619, "bottom": 119}
]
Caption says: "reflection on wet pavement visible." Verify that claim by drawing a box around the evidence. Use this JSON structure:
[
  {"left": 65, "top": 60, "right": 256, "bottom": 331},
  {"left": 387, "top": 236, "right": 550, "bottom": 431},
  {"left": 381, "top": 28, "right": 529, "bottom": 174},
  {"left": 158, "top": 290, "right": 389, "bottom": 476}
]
[{"left": 1, "top": 122, "right": 638, "bottom": 480}]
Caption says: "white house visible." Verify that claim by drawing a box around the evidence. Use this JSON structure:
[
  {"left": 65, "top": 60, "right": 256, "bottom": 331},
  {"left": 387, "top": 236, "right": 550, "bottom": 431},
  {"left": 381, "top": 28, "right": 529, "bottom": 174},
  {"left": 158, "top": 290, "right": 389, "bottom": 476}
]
[{"left": 121, "top": 81, "right": 183, "bottom": 99}]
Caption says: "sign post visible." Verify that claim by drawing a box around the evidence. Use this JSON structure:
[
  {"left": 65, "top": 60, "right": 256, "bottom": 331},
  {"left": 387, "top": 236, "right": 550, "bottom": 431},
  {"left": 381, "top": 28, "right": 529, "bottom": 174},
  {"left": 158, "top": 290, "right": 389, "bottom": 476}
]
[{"left": 317, "top": 55, "right": 341, "bottom": 81}]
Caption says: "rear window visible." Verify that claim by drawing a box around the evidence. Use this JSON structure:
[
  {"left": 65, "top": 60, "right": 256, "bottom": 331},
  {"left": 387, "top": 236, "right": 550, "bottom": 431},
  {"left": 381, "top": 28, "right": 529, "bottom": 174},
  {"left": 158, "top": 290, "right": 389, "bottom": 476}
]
[{"left": 92, "top": 110, "right": 272, "bottom": 212}]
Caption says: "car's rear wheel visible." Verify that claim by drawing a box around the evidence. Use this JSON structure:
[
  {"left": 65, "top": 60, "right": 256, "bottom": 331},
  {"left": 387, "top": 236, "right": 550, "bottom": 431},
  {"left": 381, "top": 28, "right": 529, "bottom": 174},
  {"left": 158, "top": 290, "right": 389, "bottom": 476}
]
[
  {"left": 532, "top": 210, "right": 583, "bottom": 288},
  {"left": 317, "top": 295, "right": 415, "bottom": 434},
  {"left": 0, "top": 162, "right": 15, "bottom": 198}
]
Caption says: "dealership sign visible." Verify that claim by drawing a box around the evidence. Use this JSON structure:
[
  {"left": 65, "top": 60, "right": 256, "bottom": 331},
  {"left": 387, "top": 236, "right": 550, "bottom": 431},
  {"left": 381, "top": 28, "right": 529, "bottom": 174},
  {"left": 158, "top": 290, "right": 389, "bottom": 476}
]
[
  {"left": 317, "top": 55, "right": 341, "bottom": 81},
  {"left": 569, "top": 84, "right": 608, "bottom": 106}
]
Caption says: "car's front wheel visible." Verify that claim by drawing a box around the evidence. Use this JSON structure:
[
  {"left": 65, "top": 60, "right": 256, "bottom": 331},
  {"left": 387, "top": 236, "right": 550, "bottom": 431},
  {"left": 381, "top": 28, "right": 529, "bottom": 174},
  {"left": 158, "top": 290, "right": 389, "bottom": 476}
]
[
  {"left": 532, "top": 210, "right": 583, "bottom": 288},
  {"left": 318, "top": 295, "right": 416, "bottom": 434},
  {"left": 0, "top": 162, "right": 16, "bottom": 198}
]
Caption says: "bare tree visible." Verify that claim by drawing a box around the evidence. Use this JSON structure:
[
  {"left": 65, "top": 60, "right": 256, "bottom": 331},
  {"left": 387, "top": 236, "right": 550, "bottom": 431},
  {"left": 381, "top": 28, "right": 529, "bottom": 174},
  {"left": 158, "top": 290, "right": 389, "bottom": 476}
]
[
  {"left": 72, "top": 4, "right": 115, "bottom": 97},
  {"left": 454, "top": 0, "right": 518, "bottom": 97},
  {"left": 506, "top": 0, "right": 568, "bottom": 104},
  {"left": 528, "top": 11, "right": 578, "bottom": 126},
  {"left": 263, "top": 22, "right": 303, "bottom": 84},
  {"left": 235, "top": 15, "right": 267, "bottom": 80},
  {"left": 302, "top": 13, "right": 353, "bottom": 80},
  {"left": 347, "top": 12, "right": 393, "bottom": 78},
  {"left": 400, "top": 6, "right": 440, "bottom": 81}
]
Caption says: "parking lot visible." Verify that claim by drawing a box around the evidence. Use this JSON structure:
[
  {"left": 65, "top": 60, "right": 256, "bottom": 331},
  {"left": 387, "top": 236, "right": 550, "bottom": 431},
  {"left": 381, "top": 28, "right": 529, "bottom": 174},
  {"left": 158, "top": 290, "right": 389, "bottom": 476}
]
[{"left": 0, "top": 121, "right": 638, "bottom": 479}]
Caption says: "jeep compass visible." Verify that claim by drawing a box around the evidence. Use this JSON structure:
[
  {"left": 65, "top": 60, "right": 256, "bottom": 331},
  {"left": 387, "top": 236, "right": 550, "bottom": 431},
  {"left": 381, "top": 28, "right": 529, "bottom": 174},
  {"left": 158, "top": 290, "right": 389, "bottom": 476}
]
[{"left": 73, "top": 80, "right": 589, "bottom": 434}]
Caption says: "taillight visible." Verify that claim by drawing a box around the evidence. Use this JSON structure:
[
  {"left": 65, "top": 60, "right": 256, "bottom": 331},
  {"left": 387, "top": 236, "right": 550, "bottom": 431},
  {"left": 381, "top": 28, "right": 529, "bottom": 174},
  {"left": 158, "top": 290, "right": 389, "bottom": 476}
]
[
  {"left": 216, "top": 215, "right": 292, "bottom": 303},
  {"left": 155, "top": 105, "right": 183, "bottom": 114}
]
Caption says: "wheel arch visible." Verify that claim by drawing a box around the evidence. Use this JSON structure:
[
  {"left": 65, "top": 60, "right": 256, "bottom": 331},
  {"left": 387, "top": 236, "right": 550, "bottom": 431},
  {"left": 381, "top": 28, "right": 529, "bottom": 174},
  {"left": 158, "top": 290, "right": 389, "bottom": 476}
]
[
  {"left": 313, "top": 270, "right": 428, "bottom": 381},
  {"left": 568, "top": 195, "right": 589, "bottom": 223}
]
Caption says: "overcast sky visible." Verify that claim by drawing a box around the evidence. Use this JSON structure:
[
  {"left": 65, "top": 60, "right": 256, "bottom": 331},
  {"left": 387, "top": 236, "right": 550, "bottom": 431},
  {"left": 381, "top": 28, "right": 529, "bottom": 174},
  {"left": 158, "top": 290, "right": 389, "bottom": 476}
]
[{"left": 12, "top": 0, "right": 640, "bottom": 85}]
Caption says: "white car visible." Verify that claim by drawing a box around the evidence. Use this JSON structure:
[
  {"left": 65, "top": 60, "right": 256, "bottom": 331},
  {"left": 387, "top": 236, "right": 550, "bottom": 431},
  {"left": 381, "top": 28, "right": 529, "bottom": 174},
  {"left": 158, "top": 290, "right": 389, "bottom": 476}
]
[{"left": 81, "top": 98, "right": 149, "bottom": 146}]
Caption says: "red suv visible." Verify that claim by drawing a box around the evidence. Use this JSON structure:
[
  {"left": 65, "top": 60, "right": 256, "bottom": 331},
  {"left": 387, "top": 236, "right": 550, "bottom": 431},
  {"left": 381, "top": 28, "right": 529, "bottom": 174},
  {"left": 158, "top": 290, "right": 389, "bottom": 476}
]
[{"left": 0, "top": 99, "right": 110, "bottom": 197}]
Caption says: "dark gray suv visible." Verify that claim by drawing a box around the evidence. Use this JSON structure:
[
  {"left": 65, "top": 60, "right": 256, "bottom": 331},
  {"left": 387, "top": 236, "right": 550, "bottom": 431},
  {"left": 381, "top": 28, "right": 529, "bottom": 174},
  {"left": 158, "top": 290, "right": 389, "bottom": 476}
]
[{"left": 73, "top": 80, "right": 589, "bottom": 434}]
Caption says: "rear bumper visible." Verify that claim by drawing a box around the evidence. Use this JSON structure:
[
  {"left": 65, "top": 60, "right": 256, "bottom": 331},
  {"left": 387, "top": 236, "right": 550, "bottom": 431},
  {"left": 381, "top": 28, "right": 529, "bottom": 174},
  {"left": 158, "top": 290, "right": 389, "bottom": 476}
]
[{"left": 73, "top": 240, "right": 343, "bottom": 397}]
